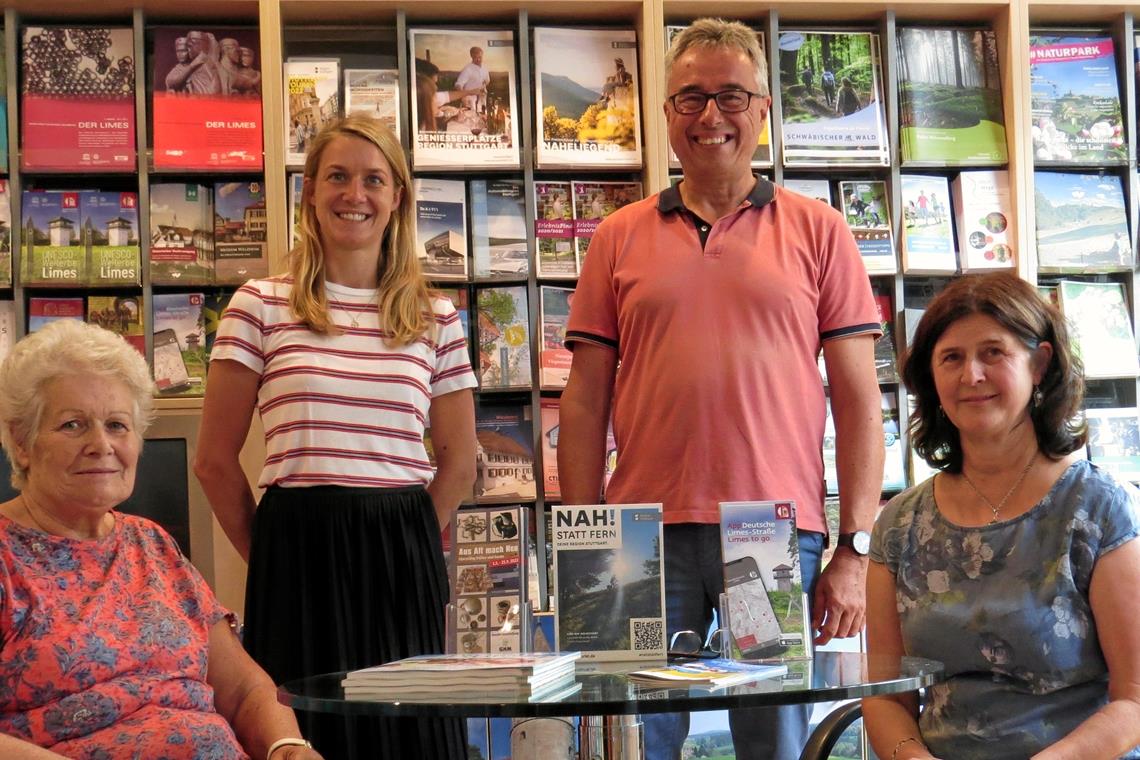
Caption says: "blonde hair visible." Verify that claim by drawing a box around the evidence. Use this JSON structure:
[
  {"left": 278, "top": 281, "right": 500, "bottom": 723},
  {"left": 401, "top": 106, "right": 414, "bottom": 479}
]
[
  {"left": 665, "top": 18, "right": 769, "bottom": 97},
  {"left": 288, "top": 114, "right": 431, "bottom": 345},
  {"left": 0, "top": 320, "right": 155, "bottom": 489}
]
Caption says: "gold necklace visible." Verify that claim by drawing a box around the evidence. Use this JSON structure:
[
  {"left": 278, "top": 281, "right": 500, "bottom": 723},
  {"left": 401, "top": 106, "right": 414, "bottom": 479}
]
[
  {"left": 327, "top": 292, "right": 360, "bottom": 329},
  {"left": 960, "top": 452, "right": 1037, "bottom": 524}
]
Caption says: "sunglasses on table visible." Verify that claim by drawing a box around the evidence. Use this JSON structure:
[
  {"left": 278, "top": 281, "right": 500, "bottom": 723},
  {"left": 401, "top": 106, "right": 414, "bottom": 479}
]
[{"left": 667, "top": 628, "right": 728, "bottom": 661}]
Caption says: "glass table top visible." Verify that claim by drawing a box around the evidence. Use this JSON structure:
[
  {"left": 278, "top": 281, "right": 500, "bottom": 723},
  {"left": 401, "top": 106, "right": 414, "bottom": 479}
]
[{"left": 279, "top": 652, "right": 943, "bottom": 719}]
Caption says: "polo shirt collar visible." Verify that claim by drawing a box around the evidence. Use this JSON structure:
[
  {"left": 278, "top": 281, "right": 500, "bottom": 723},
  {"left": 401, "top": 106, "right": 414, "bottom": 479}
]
[{"left": 658, "top": 175, "right": 776, "bottom": 214}]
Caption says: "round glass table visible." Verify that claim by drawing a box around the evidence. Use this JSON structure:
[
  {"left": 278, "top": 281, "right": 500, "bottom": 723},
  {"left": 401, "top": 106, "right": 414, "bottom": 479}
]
[{"left": 278, "top": 652, "right": 943, "bottom": 759}]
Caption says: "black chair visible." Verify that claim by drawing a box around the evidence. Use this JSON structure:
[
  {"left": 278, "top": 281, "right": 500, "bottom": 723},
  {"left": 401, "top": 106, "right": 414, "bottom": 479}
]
[{"left": 798, "top": 701, "right": 864, "bottom": 760}]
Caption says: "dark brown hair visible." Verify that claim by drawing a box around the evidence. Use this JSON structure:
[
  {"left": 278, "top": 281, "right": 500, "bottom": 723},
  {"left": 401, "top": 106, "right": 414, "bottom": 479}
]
[{"left": 902, "top": 272, "right": 1086, "bottom": 473}]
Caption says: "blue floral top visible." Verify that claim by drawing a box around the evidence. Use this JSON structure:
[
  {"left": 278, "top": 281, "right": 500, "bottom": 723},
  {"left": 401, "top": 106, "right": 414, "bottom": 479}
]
[{"left": 871, "top": 460, "right": 1140, "bottom": 759}]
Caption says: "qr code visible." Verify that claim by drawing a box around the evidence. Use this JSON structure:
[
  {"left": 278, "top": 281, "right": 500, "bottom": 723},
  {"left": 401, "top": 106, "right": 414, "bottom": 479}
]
[{"left": 630, "top": 618, "right": 665, "bottom": 652}]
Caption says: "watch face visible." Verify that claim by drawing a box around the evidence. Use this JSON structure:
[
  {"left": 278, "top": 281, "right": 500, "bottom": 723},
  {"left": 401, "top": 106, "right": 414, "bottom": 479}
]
[{"left": 852, "top": 530, "right": 871, "bottom": 555}]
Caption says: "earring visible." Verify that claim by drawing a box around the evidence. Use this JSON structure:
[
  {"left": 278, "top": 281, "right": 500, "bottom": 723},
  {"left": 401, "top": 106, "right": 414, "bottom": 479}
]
[{"left": 1032, "top": 385, "right": 1043, "bottom": 408}]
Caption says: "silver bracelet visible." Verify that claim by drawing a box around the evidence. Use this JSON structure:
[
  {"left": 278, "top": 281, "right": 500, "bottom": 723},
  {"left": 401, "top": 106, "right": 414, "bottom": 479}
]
[{"left": 267, "top": 737, "right": 312, "bottom": 760}]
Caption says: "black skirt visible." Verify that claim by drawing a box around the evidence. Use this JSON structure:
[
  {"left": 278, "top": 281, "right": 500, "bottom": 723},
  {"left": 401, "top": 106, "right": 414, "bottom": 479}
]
[{"left": 244, "top": 485, "right": 466, "bottom": 760}]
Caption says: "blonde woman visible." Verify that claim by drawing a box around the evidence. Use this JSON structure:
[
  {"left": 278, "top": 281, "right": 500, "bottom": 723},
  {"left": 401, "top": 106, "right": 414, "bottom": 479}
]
[{"left": 196, "top": 115, "right": 476, "bottom": 759}]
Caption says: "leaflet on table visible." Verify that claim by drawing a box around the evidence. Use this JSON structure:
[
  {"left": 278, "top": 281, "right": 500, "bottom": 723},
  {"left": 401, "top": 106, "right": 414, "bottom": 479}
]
[
  {"left": 450, "top": 505, "right": 529, "bottom": 655},
  {"left": 409, "top": 28, "right": 520, "bottom": 169},
  {"left": 552, "top": 504, "right": 667, "bottom": 661},
  {"left": 152, "top": 27, "right": 263, "bottom": 169},
  {"left": 21, "top": 26, "right": 136, "bottom": 171},
  {"left": 627, "top": 658, "right": 788, "bottom": 689},
  {"left": 719, "top": 501, "right": 811, "bottom": 660}
]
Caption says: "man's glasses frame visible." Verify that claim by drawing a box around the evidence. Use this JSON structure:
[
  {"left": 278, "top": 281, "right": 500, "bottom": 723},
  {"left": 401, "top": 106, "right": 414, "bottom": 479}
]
[{"left": 667, "top": 89, "right": 763, "bottom": 115}]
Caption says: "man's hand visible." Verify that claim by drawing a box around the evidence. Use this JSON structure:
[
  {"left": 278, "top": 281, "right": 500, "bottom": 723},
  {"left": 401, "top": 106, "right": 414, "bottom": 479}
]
[{"left": 811, "top": 550, "right": 868, "bottom": 645}]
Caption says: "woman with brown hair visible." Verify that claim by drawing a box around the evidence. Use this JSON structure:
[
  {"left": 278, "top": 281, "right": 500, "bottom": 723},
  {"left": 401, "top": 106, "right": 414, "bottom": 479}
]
[{"left": 864, "top": 272, "right": 1140, "bottom": 760}]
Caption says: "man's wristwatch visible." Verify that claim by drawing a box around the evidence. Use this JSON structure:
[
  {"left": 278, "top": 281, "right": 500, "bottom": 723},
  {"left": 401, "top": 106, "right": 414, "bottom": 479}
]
[{"left": 836, "top": 530, "right": 871, "bottom": 556}]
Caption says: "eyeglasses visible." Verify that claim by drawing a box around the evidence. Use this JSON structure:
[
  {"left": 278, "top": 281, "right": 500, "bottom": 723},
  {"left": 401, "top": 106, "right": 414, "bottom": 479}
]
[
  {"left": 668, "top": 89, "right": 762, "bottom": 115},
  {"left": 668, "top": 628, "right": 727, "bottom": 660}
]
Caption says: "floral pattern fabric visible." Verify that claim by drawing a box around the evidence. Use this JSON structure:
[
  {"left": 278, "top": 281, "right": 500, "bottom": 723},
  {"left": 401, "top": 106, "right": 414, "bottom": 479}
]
[
  {"left": 0, "top": 512, "right": 249, "bottom": 759},
  {"left": 871, "top": 460, "right": 1140, "bottom": 759}
]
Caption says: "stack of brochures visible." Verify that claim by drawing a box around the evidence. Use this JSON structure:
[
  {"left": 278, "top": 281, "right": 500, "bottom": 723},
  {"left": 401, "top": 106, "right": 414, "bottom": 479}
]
[
  {"left": 342, "top": 652, "right": 583, "bottom": 702},
  {"left": 627, "top": 658, "right": 788, "bottom": 690}
]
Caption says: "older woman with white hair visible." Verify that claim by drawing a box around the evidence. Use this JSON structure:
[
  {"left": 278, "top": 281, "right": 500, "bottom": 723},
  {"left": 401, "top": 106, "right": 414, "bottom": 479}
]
[{"left": 0, "top": 320, "right": 322, "bottom": 760}]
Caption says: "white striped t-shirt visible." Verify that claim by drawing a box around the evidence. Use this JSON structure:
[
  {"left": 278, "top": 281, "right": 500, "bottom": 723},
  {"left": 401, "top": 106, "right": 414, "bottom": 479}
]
[{"left": 212, "top": 277, "right": 477, "bottom": 489}]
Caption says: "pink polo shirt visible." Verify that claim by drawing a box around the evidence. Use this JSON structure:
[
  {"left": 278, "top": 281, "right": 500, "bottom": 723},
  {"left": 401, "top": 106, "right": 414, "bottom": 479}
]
[{"left": 566, "top": 179, "right": 880, "bottom": 533}]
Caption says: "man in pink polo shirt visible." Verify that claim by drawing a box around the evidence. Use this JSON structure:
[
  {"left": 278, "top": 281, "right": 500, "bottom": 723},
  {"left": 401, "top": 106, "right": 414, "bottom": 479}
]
[{"left": 559, "top": 18, "right": 885, "bottom": 760}]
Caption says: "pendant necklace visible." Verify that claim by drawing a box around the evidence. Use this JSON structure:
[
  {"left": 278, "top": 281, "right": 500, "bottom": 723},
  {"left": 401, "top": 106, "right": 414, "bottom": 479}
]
[
  {"left": 960, "top": 451, "right": 1037, "bottom": 524},
  {"left": 328, "top": 293, "right": 360, "bottom": 329}
]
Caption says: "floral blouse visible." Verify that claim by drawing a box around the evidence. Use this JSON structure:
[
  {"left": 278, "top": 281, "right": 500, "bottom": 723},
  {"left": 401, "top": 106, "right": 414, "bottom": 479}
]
[
  {"left": 0, "top": 512, "right": 249, "bottom": 759},
  {"left": 871, "top": 460, "right": 1140, "bottom": 759}
]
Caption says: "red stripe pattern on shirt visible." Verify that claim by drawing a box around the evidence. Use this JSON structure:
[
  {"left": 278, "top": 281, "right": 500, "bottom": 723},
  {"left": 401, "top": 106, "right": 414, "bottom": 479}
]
[{"left": 211, "top": 277, "right": 476, "bottom": 489}]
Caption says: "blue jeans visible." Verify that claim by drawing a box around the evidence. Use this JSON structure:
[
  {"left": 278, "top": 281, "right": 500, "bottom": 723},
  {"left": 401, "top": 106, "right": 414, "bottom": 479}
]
[{"left": 644, "top": 525, "right": 825, "bottom": 760}]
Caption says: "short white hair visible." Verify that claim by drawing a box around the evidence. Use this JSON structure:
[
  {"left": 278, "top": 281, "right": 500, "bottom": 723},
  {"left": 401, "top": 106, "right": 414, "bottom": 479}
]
[{"left": 0, "top": 320, "right": 155, "bottom": 488}]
